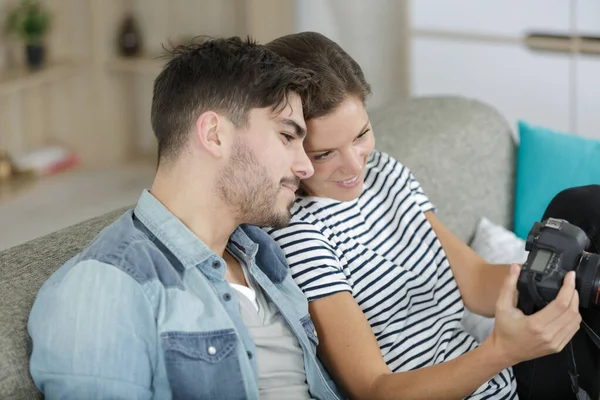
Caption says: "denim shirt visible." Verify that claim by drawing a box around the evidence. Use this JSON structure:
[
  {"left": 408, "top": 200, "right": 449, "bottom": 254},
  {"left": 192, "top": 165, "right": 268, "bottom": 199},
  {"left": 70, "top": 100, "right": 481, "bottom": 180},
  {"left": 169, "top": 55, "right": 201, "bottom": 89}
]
[{"left": 28, "top": 190, "right": 343, "bottom": 400}]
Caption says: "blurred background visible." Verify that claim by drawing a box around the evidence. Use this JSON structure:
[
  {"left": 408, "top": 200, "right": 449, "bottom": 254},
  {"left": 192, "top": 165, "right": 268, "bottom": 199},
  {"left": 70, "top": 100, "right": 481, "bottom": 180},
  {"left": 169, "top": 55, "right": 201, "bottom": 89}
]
[{"left": 0, "top": 0, "right": 598, "bottom": 250}]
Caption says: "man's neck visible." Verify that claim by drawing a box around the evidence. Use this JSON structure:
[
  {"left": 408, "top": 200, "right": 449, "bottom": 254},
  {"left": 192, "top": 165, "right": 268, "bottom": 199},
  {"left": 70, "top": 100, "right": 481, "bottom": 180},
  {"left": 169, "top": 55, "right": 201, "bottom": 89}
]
[{"left": 150, "top": 166, "right": 237, "bottom": 257}]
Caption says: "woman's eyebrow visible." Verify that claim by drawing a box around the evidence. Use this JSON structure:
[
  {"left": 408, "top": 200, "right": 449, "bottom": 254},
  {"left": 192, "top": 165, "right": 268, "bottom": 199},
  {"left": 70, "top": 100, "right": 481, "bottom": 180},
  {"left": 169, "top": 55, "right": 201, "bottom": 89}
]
[{"left": 306, "top": 120, "right": 370, "bottom": 153}]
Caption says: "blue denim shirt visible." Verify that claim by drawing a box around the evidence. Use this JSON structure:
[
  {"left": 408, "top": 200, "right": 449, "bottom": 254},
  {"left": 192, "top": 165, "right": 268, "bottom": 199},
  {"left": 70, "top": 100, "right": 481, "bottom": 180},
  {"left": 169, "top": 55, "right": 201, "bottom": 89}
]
[{"left": 28, "top": 190, "right": 343, "bottom": 400}]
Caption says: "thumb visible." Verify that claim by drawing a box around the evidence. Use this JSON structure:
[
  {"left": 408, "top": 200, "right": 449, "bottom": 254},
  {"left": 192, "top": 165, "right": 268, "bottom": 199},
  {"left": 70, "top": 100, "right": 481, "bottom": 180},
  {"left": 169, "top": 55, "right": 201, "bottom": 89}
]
[{"left": 497, "top": 264, "right": 521, "bottom": 309}]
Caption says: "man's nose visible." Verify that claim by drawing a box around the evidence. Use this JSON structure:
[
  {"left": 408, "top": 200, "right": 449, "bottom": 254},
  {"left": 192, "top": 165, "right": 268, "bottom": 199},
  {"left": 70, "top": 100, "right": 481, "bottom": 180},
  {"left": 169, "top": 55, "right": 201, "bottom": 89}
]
[{"left": 293, "top": 148, "right": 314, "bottom": 180}]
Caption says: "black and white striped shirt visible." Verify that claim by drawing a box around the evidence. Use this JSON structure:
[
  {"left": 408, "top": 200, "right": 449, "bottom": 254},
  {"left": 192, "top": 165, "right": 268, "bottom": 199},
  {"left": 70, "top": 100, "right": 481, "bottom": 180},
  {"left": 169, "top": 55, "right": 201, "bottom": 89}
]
[{"left": 267, "top": 150, "right": 517, "bottom": 399}]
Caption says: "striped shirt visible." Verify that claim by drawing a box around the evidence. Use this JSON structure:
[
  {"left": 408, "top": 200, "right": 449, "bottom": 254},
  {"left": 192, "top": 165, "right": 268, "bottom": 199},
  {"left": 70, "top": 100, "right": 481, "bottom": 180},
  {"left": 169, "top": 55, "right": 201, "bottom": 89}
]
[{"left": 266, "top": 150, "right": 517, "bottom": 399}]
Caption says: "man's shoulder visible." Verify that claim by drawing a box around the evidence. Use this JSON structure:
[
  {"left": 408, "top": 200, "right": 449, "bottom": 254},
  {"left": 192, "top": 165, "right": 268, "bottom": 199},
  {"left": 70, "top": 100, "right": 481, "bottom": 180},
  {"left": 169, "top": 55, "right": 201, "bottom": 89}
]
[{"left": 73, "top": 210, "right": 184, "bottom": 289}]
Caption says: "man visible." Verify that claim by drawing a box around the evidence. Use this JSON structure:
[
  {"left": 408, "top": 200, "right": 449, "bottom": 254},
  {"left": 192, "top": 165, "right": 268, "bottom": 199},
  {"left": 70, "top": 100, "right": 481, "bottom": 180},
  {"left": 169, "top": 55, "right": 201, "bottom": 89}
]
[{"left": 28, "top": 37, "right": 342, "bottom": 400}]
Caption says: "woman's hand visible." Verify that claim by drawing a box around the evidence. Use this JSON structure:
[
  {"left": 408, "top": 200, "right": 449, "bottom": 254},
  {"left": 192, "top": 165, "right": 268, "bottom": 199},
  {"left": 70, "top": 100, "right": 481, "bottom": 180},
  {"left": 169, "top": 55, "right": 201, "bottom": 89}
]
[{"left": 487, "top": 264, "right": 581, "bottom": 365}]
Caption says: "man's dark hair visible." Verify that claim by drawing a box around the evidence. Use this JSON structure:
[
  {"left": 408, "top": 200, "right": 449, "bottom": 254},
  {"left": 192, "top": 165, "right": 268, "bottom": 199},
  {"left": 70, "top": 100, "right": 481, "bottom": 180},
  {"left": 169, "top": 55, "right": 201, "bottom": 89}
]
[
  {"left": 151, "top": 36, "right": 314, "bottom": 162},
  {"left": 266, "top": 31, "right": 371, "bottom": 120}
]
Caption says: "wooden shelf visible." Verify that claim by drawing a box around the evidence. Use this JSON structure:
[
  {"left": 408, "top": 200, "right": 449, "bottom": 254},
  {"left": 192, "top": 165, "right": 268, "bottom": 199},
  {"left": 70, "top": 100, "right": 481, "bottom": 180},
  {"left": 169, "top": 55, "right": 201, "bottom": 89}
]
[
  {"left": 524, "top": 35, "right": 600, "bottom": 55},
  {"left": 0, "top": 61, "right": 86, "bottom": 97},
  {"left": 0, "top": 160, "right": 156, "bottom": 251},
  {"left": 413, "top": 29, "right": 600, "bottom": 56},
  {"left": 0, "top": 172, "right": 38, "bottom": 203},
  {"left": 106, "top": 55, "right": 167, "bottom": 75},
  {"left": 0, "top": 157, "right": 155, "bottom": 205},
  {"left": 412, "top": 29, "right": 521, "bottom": 45},
  {"left": 580, "top": 37, "right": 600, "bottom": 55}
]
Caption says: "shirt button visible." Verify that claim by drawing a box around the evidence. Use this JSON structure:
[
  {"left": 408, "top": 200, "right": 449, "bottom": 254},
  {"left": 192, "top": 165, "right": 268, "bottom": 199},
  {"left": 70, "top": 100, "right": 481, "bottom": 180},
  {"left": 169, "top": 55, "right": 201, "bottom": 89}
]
[
  {"left": 247, "top": 351, "right": 253, "bottom": 359},
  {"left": 223, "top": 293, "right": 232, "bottom": 301},
  {"left": 212, "top": 260, "right": 220, "bottom": 269},
  {"left": 208, "top": 346, "right": 217, "bottom": 355}
]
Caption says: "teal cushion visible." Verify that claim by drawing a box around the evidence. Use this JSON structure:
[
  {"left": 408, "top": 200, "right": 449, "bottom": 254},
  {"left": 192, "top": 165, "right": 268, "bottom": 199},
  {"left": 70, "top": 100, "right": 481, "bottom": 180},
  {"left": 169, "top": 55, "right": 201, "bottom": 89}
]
[{"left": 514, "top": 121, "right": 600, "bottom": 239}]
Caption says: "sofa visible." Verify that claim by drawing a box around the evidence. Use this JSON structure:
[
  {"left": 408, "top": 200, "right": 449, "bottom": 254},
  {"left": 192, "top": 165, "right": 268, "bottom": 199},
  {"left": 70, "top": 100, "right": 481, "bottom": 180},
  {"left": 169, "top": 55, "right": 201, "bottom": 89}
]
[{"left": 0, "top": 96, "right": 516, "bottom": 398}]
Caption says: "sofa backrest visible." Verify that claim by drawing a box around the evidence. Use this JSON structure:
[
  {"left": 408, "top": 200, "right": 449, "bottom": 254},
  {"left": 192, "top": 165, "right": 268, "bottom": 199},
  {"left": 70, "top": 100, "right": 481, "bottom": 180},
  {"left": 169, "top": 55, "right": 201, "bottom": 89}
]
[
  {"left": 370, "top": 95, "right": 516, "bottom": 242},
  {"left": 0, "top": 95, "right": 516, "bottom": 398},
  {"left": 0, "top": 207, "right": 129, "bottom": 398}
]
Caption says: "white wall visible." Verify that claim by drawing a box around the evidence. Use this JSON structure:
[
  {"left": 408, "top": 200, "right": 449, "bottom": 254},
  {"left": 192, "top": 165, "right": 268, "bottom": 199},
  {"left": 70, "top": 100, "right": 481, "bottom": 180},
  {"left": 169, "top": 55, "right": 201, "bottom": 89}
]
[
  {"left": 410, "top": 0, "right": 600, "bottom": 140},
  {"left": 412, "top": 0, "right": 570, "bottom": 37}
]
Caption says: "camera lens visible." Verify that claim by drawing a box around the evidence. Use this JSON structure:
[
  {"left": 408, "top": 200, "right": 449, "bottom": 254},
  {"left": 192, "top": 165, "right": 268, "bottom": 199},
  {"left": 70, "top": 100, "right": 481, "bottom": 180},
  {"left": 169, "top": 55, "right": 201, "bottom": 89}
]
[{"left": 577, "top": 253, "right": 600, "bottom": 309}]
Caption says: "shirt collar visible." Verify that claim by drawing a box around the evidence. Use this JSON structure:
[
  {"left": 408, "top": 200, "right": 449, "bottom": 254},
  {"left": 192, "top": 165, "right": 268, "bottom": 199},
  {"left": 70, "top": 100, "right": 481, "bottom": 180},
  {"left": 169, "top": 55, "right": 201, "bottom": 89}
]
[
  {"left": 132, "top": 190, "right": 286, "bottom": 283},
  {"left": 134, "top": 190, "right": 218, "bottom": 269}
]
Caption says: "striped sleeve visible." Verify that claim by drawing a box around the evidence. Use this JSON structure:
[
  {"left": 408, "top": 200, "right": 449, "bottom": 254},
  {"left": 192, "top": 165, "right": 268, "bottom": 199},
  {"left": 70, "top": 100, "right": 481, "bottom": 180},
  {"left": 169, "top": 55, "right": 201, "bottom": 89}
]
[
  {"left": 267, "top": 221, "right": 352, "bottom": 301},
  {"left": 377, "top": 152, "right": 436, "bottom": 215},
  {"left": 407, "top": 170, "right": 436, "bottom": 214}
]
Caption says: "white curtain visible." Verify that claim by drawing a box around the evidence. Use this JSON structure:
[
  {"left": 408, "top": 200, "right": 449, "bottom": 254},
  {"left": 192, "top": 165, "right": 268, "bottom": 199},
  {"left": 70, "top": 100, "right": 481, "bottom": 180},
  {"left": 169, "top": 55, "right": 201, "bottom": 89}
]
[{"left": 294, "top": 0, "right": 408, "bottom": 110}]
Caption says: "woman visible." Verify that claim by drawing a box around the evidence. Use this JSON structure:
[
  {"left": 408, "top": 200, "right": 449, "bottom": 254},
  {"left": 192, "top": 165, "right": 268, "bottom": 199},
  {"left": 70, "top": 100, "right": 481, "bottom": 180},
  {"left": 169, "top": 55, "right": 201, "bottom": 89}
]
[{"left": 265, "top": 32, "right": 598, "bottom": 400}]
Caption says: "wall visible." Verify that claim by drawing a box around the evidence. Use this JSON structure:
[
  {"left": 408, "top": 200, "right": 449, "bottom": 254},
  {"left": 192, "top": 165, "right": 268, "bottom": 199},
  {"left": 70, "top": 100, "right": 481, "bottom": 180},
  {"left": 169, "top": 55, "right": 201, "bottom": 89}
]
[{"left": 410, "top": 0, "right": 600, "bottom": 140}]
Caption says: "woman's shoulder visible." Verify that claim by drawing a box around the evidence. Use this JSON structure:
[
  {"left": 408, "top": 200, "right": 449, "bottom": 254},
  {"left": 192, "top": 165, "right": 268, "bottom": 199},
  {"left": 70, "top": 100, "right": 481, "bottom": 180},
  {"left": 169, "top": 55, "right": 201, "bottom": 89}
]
[
  {"left": 368, "top": 150, "right": 405, "bottom": 172},
  {"left": 365, "top": 150, "right": 411, "bottom": 187},
  {"left": 264, "top": 210, "right": 326, "bottom": 241},
  {"left": 265, "top": 204, "right": 345, "bottom": 251}
]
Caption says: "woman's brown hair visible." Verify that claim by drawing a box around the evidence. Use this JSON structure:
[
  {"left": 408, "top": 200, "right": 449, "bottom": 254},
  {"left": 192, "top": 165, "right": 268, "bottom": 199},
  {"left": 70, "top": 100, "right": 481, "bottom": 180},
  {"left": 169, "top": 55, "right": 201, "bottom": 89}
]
[{"left": 266, "top": 31, "right": 371, "bottom": 120}]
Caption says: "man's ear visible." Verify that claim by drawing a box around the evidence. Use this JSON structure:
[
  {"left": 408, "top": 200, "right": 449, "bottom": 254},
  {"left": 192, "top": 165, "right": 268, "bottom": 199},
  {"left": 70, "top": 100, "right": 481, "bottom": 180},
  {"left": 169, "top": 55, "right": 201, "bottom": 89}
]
[{"left": 194, "top": 111, "right": 225, "bottom": 158}]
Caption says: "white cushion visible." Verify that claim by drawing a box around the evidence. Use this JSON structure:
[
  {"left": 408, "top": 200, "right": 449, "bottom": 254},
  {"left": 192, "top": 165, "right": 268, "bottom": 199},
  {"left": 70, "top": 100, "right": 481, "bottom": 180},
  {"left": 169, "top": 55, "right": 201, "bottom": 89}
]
[
  {"left": 461, "top": 217, "right": 529, "bottom": 343},
  {"left": 470, "top": 217, "right": 529, "bottom": 265}
]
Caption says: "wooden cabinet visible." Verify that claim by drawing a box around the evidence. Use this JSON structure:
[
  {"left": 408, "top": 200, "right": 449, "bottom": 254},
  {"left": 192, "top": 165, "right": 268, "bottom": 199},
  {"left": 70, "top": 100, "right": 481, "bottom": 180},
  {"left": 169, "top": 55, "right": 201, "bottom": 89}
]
[{"left": 0, "top": 0, "right": 294, "bottom": 168}]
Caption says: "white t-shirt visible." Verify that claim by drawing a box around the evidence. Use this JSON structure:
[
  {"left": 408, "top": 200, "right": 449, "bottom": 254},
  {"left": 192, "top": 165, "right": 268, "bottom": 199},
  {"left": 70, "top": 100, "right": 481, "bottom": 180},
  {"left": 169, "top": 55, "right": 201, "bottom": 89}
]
[
  {"left": 228, "top": 252, "right": 313, "bottom": 400},
  {"left": 266, "top": 150, "right": 517, "bottom": 399}
]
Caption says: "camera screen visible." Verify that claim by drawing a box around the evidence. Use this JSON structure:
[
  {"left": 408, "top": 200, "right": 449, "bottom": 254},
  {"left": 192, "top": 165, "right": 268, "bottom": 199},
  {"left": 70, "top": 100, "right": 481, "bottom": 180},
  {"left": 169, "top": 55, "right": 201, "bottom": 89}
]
[{"left": 531, "top": 249, "right": 553, "bottom": 273}]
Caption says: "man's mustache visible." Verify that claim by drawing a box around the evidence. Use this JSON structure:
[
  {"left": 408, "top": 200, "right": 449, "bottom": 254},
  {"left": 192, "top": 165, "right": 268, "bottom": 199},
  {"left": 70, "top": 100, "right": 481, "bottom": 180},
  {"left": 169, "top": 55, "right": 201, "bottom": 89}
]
[{"left": 281, "top": 177, "right": 300, "bottom": 190}]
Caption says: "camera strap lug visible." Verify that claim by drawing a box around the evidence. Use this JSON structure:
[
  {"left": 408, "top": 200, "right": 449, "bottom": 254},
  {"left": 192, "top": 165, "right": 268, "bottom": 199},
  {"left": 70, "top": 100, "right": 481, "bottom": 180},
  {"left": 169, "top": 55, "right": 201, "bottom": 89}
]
[{"left": 566, "top": 341, "right": 591, "bottom": 400}]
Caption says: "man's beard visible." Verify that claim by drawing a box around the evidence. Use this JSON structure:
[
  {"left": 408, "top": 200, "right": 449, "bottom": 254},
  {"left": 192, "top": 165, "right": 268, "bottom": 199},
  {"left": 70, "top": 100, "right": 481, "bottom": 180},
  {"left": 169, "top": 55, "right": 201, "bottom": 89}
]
[{"left": 217, "top": 140, "right": 298, "bottom": 228}]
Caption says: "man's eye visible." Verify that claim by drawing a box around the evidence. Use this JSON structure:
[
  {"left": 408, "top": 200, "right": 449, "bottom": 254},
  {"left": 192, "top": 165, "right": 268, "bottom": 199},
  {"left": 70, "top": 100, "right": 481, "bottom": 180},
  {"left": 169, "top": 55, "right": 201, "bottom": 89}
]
[{"left": 281, "top": 133, "right": 293, "bottom": 143}]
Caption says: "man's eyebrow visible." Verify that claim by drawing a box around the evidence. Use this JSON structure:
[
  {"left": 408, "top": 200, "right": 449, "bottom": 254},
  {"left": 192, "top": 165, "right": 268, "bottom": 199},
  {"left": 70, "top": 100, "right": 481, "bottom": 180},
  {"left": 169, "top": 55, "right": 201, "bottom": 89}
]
[{"left": 278, "top": 118, "right": 307, "bottom": 139}]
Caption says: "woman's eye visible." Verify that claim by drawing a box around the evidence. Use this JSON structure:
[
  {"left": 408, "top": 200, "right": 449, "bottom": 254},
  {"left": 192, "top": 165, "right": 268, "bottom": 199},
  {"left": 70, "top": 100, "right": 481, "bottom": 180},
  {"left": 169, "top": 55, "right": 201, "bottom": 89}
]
[
  {"left": 356, "top": 129, "right": 370, "bottom": 140},
  {"left": 313, "top": 151, "right": 332, "bottom": 161}
]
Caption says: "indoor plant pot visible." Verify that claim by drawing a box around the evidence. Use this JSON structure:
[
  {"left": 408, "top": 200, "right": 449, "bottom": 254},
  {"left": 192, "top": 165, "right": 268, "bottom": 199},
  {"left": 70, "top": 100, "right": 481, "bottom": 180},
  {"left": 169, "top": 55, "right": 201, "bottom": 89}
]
[{"left": 7, "top": 0, "right": 51, "bottom": 70}]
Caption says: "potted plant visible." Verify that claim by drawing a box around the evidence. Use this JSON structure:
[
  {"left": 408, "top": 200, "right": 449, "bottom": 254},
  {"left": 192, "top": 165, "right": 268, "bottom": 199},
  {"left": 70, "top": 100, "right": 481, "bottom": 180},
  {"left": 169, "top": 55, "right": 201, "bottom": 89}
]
[{"left": 6, "top": 0, "right": 51, "bottom": 70}]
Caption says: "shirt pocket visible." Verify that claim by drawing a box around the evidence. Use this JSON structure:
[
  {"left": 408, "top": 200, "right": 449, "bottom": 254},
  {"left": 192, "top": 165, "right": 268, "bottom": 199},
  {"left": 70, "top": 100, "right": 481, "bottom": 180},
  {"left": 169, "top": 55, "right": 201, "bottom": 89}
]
[
  {"left": 161, "top": 329, "right": 246, "bottom": 400},
  {"left": 300, "top": 314, "right": 319, "bottom": 353}
]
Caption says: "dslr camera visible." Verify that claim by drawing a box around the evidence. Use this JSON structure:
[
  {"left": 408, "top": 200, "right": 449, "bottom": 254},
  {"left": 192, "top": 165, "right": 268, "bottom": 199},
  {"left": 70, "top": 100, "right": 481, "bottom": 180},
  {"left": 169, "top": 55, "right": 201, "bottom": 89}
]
[{"left": 517, "top": 217, "right": 600, "bottom": 315}]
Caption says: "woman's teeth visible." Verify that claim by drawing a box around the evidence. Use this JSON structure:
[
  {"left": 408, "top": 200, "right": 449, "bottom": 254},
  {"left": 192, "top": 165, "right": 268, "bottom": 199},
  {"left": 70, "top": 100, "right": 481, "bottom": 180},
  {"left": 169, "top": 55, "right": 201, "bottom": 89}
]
[{"left": 342, "top": 175, "right": 359, "bottom": 184}]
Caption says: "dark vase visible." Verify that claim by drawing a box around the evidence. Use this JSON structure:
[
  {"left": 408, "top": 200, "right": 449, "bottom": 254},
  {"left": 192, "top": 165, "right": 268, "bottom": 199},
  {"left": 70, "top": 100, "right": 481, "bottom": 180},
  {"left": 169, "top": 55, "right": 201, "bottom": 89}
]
[
  {"left": 25, "top": 43, "right": 45, "bottom": 70},
  {"left": 118, "top": 14, "right": 142, "bottom": 57}
]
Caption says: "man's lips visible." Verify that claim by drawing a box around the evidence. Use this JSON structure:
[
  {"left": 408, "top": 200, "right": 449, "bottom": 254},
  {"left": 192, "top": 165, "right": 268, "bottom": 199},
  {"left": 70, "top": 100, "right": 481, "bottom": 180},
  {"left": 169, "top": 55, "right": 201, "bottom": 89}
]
[{"left": 282, "top": 183, "right": 298, "bottom": 193}]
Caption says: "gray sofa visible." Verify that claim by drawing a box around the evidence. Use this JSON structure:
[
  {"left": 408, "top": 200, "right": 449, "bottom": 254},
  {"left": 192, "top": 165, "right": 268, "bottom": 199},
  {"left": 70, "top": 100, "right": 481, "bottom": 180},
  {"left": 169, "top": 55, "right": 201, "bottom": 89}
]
[{"left": 0, "top": 96, "right": 515, "bottom": 398}]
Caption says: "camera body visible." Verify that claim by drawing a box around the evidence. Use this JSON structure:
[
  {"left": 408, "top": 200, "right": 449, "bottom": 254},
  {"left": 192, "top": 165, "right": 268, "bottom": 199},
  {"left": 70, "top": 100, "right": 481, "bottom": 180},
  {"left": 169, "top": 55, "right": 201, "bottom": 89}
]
[{"left": 517, "top": 217, "right": 600, "bottom": 315}]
